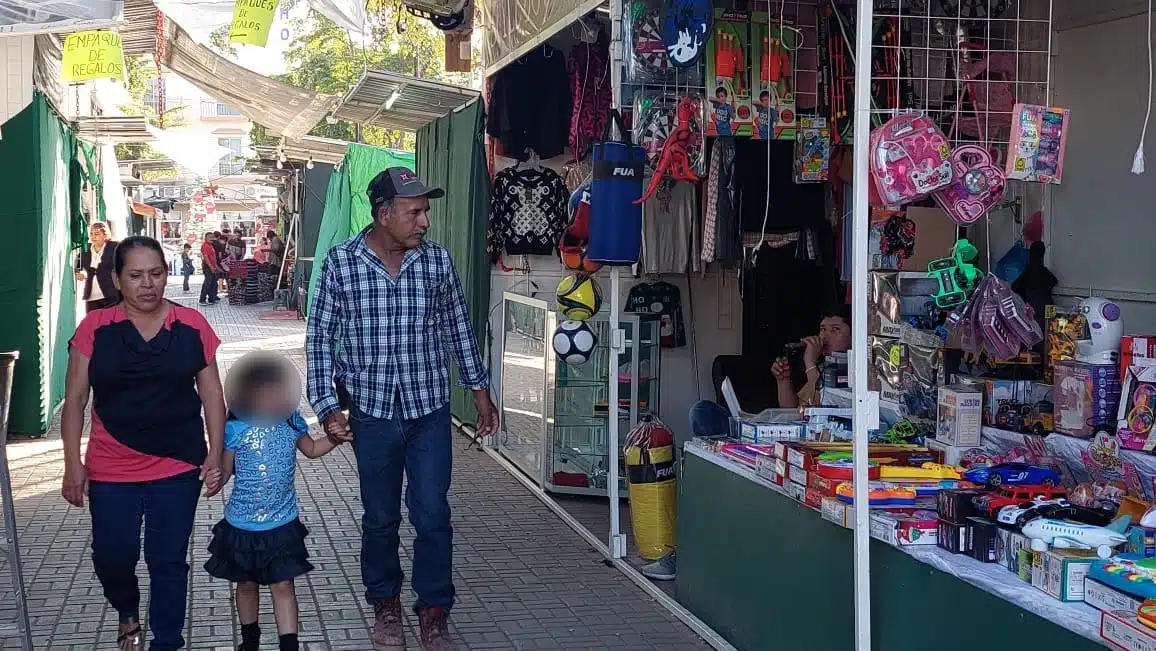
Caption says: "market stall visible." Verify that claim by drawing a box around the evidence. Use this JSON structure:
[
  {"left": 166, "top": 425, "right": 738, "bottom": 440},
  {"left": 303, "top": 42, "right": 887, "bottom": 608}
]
[{"left": 476, "top": 0, "right": 1156, "bottom": 648}]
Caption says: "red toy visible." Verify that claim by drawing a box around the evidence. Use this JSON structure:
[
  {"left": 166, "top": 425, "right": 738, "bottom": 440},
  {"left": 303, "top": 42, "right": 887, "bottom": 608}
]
[
  {"left": 973, "top": 484, "right": 1067, "bottom": 518},
  {"left": 635, "top": 96, "right": 700, "bottom": 205}
]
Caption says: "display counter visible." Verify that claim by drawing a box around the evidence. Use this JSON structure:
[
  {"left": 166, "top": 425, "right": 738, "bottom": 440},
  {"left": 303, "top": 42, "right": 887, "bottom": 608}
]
[{"left": 676, "top": 444, "right": 1106, "bottom": 651}]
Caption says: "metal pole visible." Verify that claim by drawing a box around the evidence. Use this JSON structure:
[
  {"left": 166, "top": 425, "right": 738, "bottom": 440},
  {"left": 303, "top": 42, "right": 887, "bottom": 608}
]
[
  {"left": 0, "top": 352, "right": 32, "bottom": 651},
  {"left": 606, "top": 0, "right": 627, "bottom": 561},
  {"left": 851, "top": 1, "right": 877, "bottom": 649}
]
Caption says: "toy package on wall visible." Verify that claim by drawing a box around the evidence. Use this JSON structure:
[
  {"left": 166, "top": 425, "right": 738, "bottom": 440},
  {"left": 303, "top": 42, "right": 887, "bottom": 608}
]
[
  {"left": 633, "top": 90, "right": 706, "bottom": 178},
  {"left": 627, "top": 0, "right": 706, "bottom": 85},
  {"left": 1006, "top": 103, "right": 1070, "bottom": 184},
  {"left": 751, "top": 13, "right": 797, "bottom": 140},
  {"left": 870, "top": 113, "right": 954, "bottom": 207},
  {"left": 1045, "top": 305, "right": 1087, "bottom": 383},
  {"left": 706, "top": 10, "right": 754, "bottom": 137},
  {"left": 794, "top": 117, "right": 831, "bottom": 182}
]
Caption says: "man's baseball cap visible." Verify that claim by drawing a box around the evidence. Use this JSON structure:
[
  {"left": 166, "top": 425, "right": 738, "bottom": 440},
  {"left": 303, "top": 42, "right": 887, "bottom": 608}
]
[{"left": 368, "top": 167, "right": 444, "bottom": 210}]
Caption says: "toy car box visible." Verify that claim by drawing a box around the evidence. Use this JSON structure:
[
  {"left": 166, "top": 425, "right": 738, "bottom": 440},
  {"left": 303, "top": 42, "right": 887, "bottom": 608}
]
[
  {"left": 821, "top": 496, "right": 853, "bottom": 528},
  {"left": 1102, "top": 609, "right": 1156, "bottom": 651},
  {"left": 871, "top": 511, "right": 937, "bottom": 546},
  {"left": 937, "top": 385, "right": 983, "bottom": 447},
  {"left": 937, "top": 487, "right": 987, "bottom": 524},
  {"left": 937, "top": 519, "right": 967, "bottom": 554},
  {"left": 1054, "top": 360, "right": 1122, "bottom": 438},
  {"left": 983, "top": 380, "right": 1054, "bottom": 431},
  {"left": 995, "top": 528, "right": 1032, "bottom": 573},
  {"left": 1086, "top": 579, "right": 1144, "bottom": 615},
  {"left": 1032, "top": 548, "right": 1098, "bottom": 602},
  {"left": 966, "top": 516, "right": 999, "bottom": 563}
]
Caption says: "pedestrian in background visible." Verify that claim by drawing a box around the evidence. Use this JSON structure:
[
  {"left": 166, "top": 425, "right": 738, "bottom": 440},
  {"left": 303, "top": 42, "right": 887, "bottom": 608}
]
[
  {"left": 76, "top": 222, "right": 120, "bottom": 313},
  {"left": 181, "top": 244, "right": 195, "bottom": 293},
  {"left": 200, "top": 232, "right": 221, "bottom": 306}
]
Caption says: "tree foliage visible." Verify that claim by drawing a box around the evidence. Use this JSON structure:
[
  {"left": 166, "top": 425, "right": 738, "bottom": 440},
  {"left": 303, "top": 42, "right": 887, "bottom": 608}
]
[
  {"left": 252, "top": 4, "right": 480, "bottom": 151},
  {"left": 115, "top": 55, "right": 190, "bottom": 160}
]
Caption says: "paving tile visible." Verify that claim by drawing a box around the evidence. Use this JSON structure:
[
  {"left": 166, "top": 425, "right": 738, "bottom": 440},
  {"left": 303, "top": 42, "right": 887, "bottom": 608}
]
[{"left": 0, "top": 289, "right": 710, "bottom": 650}]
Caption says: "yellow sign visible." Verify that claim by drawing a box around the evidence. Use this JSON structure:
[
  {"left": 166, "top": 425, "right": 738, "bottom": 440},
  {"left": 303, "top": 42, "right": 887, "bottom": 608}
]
[
  {"left": 229, "top": 0, "right": 278, "bottom": 47},
  {"left": 61, "top": 31, "right": 125, "bottom": 83}
]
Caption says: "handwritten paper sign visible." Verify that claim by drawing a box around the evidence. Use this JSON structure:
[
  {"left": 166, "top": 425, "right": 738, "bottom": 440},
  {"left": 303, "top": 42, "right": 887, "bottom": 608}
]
[
  {"left": 61, "top": 31, "right": 125, "bottom": 83},
  {"left": 229, "top": 0, "right": 279, "bottom": 47}
]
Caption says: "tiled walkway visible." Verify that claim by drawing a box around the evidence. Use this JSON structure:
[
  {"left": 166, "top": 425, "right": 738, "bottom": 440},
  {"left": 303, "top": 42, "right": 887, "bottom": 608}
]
[{"left": 0, "top": 286, "right": 711, "bottom": 650}]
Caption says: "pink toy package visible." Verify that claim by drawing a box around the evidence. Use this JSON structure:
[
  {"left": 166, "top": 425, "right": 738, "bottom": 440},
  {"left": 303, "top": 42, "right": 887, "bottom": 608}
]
[
  {"left": 869, "top": 114, "right": 954, "bottom": 206},
  {"left": 932, "top": 145, "right": 1007, "bottom": 225},
  {"left": 1006, "top": 103, "right": 1070, "bottom": 184}
]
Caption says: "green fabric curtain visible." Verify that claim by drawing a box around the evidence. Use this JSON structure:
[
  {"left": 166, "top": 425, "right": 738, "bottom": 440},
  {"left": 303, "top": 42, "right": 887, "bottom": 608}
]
[
  {"left": 0, "top": 93, "right": 80, "bottom": 435},
  {"left": 306, "top": 144, "right": 414, "bottom": 312},
  {"left": 417, "top": 100, "right": 491, "bottom": 425}
]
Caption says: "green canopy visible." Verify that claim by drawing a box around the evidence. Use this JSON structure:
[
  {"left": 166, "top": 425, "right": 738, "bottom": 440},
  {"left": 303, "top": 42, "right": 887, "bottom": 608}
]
[{"left": 307, "top": 143, "right": 415, "bottom": 310}]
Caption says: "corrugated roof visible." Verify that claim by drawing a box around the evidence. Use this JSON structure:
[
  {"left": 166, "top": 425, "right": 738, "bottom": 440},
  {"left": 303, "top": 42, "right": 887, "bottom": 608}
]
[
  {"left": 0, "top": 0, "right": 121, "bottom": 35},
  {"left": 332, "top": 70, "right": 479, "bottom": 132},
  {"left": 161, "top": 23, "right": 339, "bottom": 139},
  {"left": 121, "top": 0, "right": 159, "bottom": 55},
  {"left": 73, "top": 115, "right": 153, "bottom": 143}
]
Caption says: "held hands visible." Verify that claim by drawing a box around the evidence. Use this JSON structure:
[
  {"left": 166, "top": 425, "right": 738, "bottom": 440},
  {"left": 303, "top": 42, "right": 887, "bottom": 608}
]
[
  {"left": 61, "top": 462, "right": 89, "bottom": 507},
  {"left": 325, "top": 411, "right": 353, "bottom": 445},
  {"left": 201, "top": 454, "right": 223, "bottom": 497}
]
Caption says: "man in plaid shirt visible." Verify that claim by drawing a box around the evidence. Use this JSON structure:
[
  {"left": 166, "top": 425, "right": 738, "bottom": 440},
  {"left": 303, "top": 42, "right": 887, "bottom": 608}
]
[{"left": 306, "top": 167, "right": 498, "bottom": 651}]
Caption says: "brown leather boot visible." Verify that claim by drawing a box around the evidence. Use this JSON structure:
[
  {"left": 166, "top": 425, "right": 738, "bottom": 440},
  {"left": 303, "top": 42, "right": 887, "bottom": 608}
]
[
  {"left": 373, "top": 596, "right": 406, "bottom": 650},
  {"left": 417, "top": 607, "right": 456, "bottom": 651}
]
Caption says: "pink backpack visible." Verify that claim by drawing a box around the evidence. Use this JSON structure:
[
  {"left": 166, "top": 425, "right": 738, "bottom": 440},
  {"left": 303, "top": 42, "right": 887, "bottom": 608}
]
[{"left": 870, "top": 114, "right": 954, "bottom": 206}]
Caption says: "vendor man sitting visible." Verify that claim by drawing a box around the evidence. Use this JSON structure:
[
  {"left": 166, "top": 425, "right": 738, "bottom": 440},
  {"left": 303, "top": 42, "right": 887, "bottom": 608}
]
[{"left": 688, "top": 304, "right": 853, "bottom": 439}]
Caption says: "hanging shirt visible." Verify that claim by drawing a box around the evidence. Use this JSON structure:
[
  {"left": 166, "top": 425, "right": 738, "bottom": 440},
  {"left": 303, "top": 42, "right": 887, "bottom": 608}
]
[
  {"left": 224, "top": 413, "right": 307, "bottom": 531},
  {"left": 642, "top": 181, "right": 694, "bottom": 275},
  {"left": 627, "top": 281, "right": 687, "bottom": 348},
  {"left": 488, "top": 166, "right": 570, "bottom": 257},
  {"left": 567, "top": 35, "right": 611, "bottom": 158},
  {"left": 486, "top": 46, "right": 573, "bottom": 159}
]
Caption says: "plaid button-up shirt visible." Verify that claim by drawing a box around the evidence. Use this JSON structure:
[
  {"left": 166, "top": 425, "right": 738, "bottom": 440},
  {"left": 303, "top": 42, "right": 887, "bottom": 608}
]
[{"left": 306, "top": 229, "right": 488, "bottom": 423}]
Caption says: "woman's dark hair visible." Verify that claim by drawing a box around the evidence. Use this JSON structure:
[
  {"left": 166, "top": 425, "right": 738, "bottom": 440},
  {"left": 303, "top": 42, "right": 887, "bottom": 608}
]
[
  {"left": 113, "top": 235, "right": 166, "bottom": 275},
  {"left": 820, "top": 304, "right": 853, "bottom": 331}
]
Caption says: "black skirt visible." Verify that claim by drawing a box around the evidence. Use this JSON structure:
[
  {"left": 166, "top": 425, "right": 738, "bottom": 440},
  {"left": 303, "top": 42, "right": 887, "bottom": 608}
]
[{"left": 204, "top": 518, "right": 314, "bottom": 585}]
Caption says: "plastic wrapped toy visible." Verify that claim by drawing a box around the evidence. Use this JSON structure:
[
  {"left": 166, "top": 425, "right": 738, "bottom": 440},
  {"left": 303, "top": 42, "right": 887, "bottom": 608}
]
[
  {"left": 869, "top": 113, "right": 954, "bottom": 206},
  {"left": 1006, "top": 103, "right": 1070, "bottom": 184},
  {"left": 932, "top": 145, "right": 1006, "bottom": 225},
  {"left": 927, "top": 239, "right": 982, "bottom": 309},
  {"left": 947, "top": 274, "right": 1044, "bottom": 361}
]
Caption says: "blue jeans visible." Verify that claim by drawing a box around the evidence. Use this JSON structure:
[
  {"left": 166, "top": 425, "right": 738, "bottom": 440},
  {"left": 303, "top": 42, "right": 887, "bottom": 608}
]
[
  {"left": 350, "top": 402, "right": 454, "bottom": 611},
  {"left": 690, "top": 400, "right": 731, "bottom": 438},
  {"left": 89, "top": 470, "right": 202, "bottom": 651}
]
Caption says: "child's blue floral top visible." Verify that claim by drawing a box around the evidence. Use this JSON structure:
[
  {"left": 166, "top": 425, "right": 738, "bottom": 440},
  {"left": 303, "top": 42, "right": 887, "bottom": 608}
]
[{"left": 224, "top": 411, "right": 307, "bottom": 531}]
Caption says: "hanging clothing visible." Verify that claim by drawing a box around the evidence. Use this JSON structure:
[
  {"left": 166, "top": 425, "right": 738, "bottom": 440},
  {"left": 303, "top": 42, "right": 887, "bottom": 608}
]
[
  {"left": 486, "top": 46, "right": 573, "bottom": 159},
  {"left": 642, "top": 181, "right": 694, "bottom": 275},
  {"left": 567, "top": 35, "right": 612, "bottom": 158},
  {"left": 487, "top": 166, "right": 570, "bottom": 257},
  {"left": 701, "top": 138, "right": 736, "bottom": 267},
  {"left": 627, "top": 281, "right": 687, "bottom": 348}
]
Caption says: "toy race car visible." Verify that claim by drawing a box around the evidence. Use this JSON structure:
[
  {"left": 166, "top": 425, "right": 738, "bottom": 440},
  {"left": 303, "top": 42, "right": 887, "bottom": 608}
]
[
  {"left": 995, "top": 497, "right": 1067, "bottom": 528},
  {"left": 976, "top": 485, "right": 1067, "bottom": 519},
  {"left": 963, "top": 462, "right": 1061, "bottom": 488}
]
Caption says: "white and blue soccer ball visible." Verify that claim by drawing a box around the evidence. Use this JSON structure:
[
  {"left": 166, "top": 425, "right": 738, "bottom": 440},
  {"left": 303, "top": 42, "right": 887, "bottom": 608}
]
[{"left": 552, "top": 320, "right": 598, "bottom": 365}]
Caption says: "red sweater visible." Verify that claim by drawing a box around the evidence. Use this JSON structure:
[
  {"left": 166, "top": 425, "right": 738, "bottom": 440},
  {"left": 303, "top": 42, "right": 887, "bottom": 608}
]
[{"left": 200, "top": 242, "right": 219, "bottom": 271}]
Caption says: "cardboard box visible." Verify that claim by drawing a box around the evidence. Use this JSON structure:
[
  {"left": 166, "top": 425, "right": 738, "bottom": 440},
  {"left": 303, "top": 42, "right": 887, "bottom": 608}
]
[
  {"left": 788, "top": 463, "right": 809, "bottom": 487},
  {"left": 996, "top": 529, "right": 1032, "bottom": 573},
  {"left": 1120, "top": 335, "right": 1156, "bottom": 379},
  {"left": 937, "top": 488, "right": 987, "bottom": 524},
  {"left": 904, "top": 206, "right": 960, "bottom": 271},
  {"left": 804, "top": 487, "right": 825, "bottom": 510},
  {"left": 1086, "top": 579, "right": 1145, "bottom": 614},
  {"left": 937, "top": 385, "right": 983, "bottom": 447},
  {"left": 750, "top": 13, "right": 798, "bottom": 140},
  {"left": 1102, "top": 610, "right": 1156, "bottom": 651},
  {"left": 787, "top": 481, "right": 807, "bottom": 503},
  {"left": 1054, "top": 360, "right": 1122, "bottom": 438},
  {"left": 967, "top": 517, "right": 999, "bottom": 563},
  {"left": 1017, "top": 548, "right": 1034, "bottom": 582},
  {"left": 821, "top": 496, "right": 852, "bottom": 528},
  {"left": 983, "top": 379, "right": 1054, "bottom": 429},
  {"left": 807, "top": 472, "right": 843, "bottom": 497},
  {"left": 755, "top": 455, "right": 777, "bottom": 482},
  {"left": 1033, "top": 548, "right": 1098, "bottom": 602},
  {"left": 738, "top": 419, "right": 804, "bottom": 444},
  {"left": 870, "top": 511, "right": 937, "bottom": 546},
  {"left": 937, "top": 519, "right": 967, "bottom": 554}
]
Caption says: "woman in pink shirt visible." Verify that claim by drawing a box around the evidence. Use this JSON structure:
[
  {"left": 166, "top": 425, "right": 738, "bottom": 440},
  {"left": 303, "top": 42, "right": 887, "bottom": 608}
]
[{"left": 253, "top": 237, "right": 271, "bottom": 264}]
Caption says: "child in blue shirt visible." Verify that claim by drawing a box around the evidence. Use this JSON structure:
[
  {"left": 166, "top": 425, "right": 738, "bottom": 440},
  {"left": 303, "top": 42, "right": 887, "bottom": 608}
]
[{"left": 204, "top": 354, "right": 349, "bottom": 651}]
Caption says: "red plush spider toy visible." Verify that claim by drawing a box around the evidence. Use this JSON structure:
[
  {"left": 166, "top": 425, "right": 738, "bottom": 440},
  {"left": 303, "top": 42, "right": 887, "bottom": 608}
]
[{"left": 635, "top": 96, "right": 700, "bottom": 205}]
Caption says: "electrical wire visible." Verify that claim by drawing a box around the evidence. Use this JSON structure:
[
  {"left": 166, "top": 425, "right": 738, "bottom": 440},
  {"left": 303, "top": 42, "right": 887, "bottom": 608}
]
[{"left": 1133, "top": 0, "right": 1153, "bottom": 175}]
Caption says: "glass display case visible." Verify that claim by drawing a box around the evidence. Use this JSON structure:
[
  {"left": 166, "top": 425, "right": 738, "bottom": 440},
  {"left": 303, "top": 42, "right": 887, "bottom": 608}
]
[{"left": 497, "top": 292, "right": 662, "bottom": 496}]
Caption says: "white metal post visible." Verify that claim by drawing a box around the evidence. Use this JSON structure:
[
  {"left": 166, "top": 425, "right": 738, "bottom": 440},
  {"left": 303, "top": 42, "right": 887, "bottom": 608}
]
[
  {"left": 851, "top": 1, "right": 877, "bottom": 650},
  {"left": 606, "top": 0, "right": 627, "bottom": 561}
]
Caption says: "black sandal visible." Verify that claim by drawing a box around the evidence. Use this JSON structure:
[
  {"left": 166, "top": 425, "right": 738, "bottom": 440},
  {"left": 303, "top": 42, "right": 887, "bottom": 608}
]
[{"left": 117, "top": 619, "right": 142, "bottom": 651}]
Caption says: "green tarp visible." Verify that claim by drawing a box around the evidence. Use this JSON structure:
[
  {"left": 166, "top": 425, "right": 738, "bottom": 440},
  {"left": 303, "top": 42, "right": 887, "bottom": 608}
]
[
  {"left": 307, "top": 144, "right": 414, "bottom": 310},
  {"left": 417, "top": 100, "right": 491, "bottom": 425},
  {"left": 0, "top": 93, "right": 81, "bottom": 435}
]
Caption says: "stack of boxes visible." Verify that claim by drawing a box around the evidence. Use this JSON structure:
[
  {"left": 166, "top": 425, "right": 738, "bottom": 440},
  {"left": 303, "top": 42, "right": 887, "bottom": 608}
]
[{"left": 1054, "top": 360, "right": 1122, "bottom": 438}]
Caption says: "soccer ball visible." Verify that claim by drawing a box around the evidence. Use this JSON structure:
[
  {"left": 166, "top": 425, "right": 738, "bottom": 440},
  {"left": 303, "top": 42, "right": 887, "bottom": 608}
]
[
  {"left": 553, "top": 320, "right": 598, "bottom": 365},
  {"left": 557, "top": 275, "right": 603, "bottom": 321}
]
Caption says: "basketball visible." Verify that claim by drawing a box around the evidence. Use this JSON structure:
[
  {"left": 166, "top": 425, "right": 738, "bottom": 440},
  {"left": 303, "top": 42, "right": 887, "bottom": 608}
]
[
  {"left": 553, "top": 320, "right": 598, "bottom": 365},
  {"left": 556, "top": 275, "right": 603, "bottom": 321}
]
